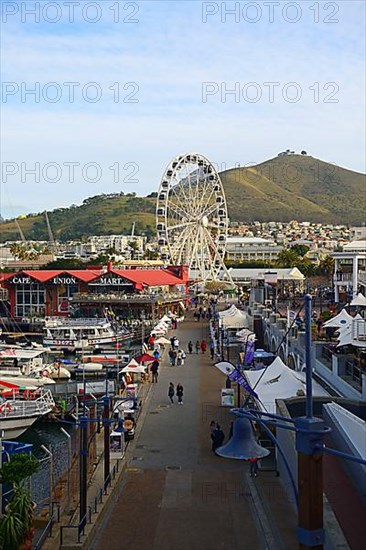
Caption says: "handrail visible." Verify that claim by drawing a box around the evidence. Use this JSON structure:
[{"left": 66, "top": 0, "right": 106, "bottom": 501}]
[
  {"left": 60, "top": 507, "right": 92, "bottom": 545},
  {"left": 59, "top": 459, "right": 121, "bottom": 543},
  {"left": 32, "top": 502, "right": 60, "bottom": 550}
]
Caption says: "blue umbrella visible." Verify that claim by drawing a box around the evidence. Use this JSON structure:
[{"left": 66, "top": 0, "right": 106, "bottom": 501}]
[{"left": 254, "top": 349, "right": 275, "bottom": 359}]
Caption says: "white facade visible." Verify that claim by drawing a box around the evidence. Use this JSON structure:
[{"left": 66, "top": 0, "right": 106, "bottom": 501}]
[
  {"left": 88, "top": 235, "right": 146, "bottom": 254},
  {"left": 332, "top": 241, "right": 366, "bottom": 302},
  {"left": 225, "top": 237, "right": 282, "bottom": 263}
]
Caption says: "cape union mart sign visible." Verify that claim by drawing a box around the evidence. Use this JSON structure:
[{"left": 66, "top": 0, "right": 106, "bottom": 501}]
[{"left": 10, "top": 275, "right": 78, "bottom": 285}]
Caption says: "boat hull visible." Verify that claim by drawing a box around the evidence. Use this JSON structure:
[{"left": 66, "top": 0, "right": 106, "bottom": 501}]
[{"left": 0, "top": 416, "right": 38, "bottom": 438}]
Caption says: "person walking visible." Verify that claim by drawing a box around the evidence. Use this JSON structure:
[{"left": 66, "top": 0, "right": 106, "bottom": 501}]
[
  {"left": 195, "top": 340, "right": 200, "bottom": 354},
  {"left": 150, "top": 360, "right": 159, "bottom": 383},
  {"left": 249, "top": 457, "right": 259, "bottom": 477},
  {"left": 168, "top": 382, "right": 175, "bottom": 404},
  {"left": 210, "top": 341, "right": 215, "bottom": 360},
  {"left": 176, "top": 383, "right": 184, "bottom": 404},
  {"left": 200, "top": 339, "right": 207, "bottom": 354},
  {"left": 177, "top": 349, "right": 186, "bottom": 366},
  {"left": 188, "top": 340, "right": 193, "bottom": 354},
  {"left": 211, "top": 424, "right": 225, "bottom": 453},
  {"left": 174, "top": 337, "right": 180, "bottom": 350},
  {"left": 172, "top": 349, "right": 177, "bottom": 366},
  {"left": 168, "top": 348, "right": 175, "bottom": 366}
]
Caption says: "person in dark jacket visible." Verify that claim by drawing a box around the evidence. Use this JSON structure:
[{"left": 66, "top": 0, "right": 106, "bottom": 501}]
[
  {"left": 168, "top": 382, "right": 175, "bottom": 404},
  {"left": 211, "top": 424, "right": 225, "bottom": 452},
  {"left": 176, "top": 383, "right": 184, "bottom": 405},
  {"left": 150, "top": 360, "right": 159, "bottom": 383}
]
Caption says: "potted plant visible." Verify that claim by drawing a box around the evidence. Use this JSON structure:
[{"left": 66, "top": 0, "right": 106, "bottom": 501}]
[{"left": 0, "top": 453, "right": 39, "bottom": 550}]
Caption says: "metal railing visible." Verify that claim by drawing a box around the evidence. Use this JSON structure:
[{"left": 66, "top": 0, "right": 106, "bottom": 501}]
[
  {"left": 59, "top": 459, "right": 121, "bottom": 546},
  {"left": 71, "top": 292, "right": 185, "bottom": 303},
  {"left": 60, "top": 507, "right": 92, "bottom": 545},
  {"left": 345, "top": 360, "right": 362, "bottom": 386},
  {"left": 33, "top": 502, "right": 60, "bottom": 550}
]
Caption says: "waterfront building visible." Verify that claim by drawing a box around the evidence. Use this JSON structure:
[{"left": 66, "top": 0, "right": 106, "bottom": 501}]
[
  {"left": 226, "top": 267, "right": 305, "bottom": 292},
  {"left": 331, "top": 240, "right": 366, "bottom": 303},
  {"left": 0, "top": 265, "right": 188, "bottom": 321},
  {"left": 225, "top": 237, "right": 282, "bottom": 263}
]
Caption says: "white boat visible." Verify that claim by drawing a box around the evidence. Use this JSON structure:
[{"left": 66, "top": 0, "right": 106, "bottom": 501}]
[
  {"left": 0, "top": 389, "right": 55, "bottom": 438},
  {"left": 43, "top": 318, "right": 131, "bottom": 351},
  {"left": 0, "top": 346, "right": 70, "bottom": 384}
]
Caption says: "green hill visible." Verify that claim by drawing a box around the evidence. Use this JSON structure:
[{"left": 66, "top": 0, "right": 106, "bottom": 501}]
[
  {"left": 0, "top": 155, "right": 365, "bottom": 242},
  {"left": 220, "top": 154, "right": 366, "bottom": 224},
  {"left": 0, "top": 194, "right": 157, "bottom": 242}
]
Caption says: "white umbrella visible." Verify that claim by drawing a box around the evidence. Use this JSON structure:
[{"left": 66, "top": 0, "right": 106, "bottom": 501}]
[
  {"left": 161, "top": 315, "right": 171, "bottom": 323},
  {"left": 127, "top": 359, "right": 140, "bottom": 368},
  {"left": 119, "top": 364, "right": 146, "bottom": 373},
  {"left": 155, "top": 336, "right": 171, "bottom": 345}
]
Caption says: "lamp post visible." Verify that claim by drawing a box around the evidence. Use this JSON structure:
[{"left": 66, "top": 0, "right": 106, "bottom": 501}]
[
  {"left": 60, "top": 428, "right": 72, "bottom": 513},
  {"left": 103, "top": 368, "right": 110, "bottom": 485},
  {"left": 141, "top": 309, "right": 146, "bottom": 354}
]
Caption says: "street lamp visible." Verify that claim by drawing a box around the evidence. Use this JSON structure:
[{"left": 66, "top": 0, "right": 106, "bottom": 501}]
[{"left": 60, "top": 428, "right": 72, "bottom": 513}]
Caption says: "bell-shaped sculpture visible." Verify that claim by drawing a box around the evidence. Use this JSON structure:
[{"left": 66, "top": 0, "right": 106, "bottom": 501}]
[{"left": 216, "top": 417, "right": 270, "bottom": 460}]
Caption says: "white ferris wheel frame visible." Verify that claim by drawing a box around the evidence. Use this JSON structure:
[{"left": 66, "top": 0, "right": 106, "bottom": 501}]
[{"left": 156, "top": 152, "right": 234, "bottom": 284}]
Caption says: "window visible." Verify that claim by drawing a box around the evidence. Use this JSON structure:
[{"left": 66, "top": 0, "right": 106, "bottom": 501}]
[
  {"left": 16, "top": 283, "right": 45, "bottom": 317},
  {"left": 58, "top": 284, "right": 78, "bottom": 313}
]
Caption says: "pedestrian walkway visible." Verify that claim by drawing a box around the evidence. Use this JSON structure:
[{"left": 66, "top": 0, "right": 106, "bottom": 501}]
[{"left": 89, "top": 316, "right": 297, "bottom": 550}]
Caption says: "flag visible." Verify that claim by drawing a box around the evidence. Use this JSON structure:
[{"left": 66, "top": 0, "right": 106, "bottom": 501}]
[
  {"left": 214, "top": 361, "right": 258, "bottom": 399},
  {"left": 214, "top": 361, "right": 235, "bottom": 376},
  {"left": 244, "top": 340, "right": 255, "bottom": 366},
  {"left": 228, "top": 369, "right": 258, "bottom": 399}
]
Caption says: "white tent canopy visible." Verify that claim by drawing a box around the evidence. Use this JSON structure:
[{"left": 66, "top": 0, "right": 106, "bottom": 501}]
[
  {"left": 236, "top": 329, "right": 256, "bottom": 341},
  {"left": 221, "top": 311, "right": 248, "bottom": 329},
  {"left": 350, "top": 293, "right": 366, "bottom": 307},
  {"left": 243, "top": 357, "right": 328, "bottom": 412},
  {"left": 218, "top": 305, "right": 239, "bottom": 318},
  {"left": 336, "top": 319, "right": 366, "bottom": 348},
  {"left": 322, "top": 309, "right": 353, "bottom": 328}
]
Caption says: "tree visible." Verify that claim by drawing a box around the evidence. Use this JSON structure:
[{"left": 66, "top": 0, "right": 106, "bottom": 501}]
[
  {"left": 317, "top": 255, "right": 334, "bottom": 278},
  {"left": 0, "top": 453, "right": 39, "bottom": 550},
  {"left": 276, "top": 248, "right": 300, "bottom": 267}
]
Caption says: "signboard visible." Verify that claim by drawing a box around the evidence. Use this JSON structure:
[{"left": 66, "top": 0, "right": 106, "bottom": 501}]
[
  {"left": 221, "top": 388, "right": 235, "bottom": 407},
  {"left": 89, "top": 276, "right": 134, "bottom": 286},
  {"left": 126, "top": 384, "right": 138, "bottom": 399},
  {"left": 52, "top": 276, "right": 77, "bottom": 285}
]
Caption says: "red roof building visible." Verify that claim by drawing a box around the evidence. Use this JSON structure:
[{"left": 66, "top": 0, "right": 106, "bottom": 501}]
[{"left": 0, "top": 265, "right": 188, "bottom": 319}]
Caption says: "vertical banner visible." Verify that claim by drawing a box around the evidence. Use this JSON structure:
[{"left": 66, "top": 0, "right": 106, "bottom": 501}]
[{"left": 244, "top": 340, "right": 255, "bottom": 366}]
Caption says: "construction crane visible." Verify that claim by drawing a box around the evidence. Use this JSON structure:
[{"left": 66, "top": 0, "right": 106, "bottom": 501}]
[
  {"left": 15, "top": 218, "right": 26, "bottom": 243},
  {"left": 44, "top": 211, "right": 56, "bottom": 254}
]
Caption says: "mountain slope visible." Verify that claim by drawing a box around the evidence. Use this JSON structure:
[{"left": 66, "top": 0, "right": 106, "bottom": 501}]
[
  {"left": 220, "top": 154, "right": 366, "bottom": 223},
  {"left": 0, "top": 155, "right": 365, "bottom": 242}
]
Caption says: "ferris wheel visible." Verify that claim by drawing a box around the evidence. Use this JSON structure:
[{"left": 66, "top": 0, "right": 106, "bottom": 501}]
[{"left": 156, "top": 152, "right": 233, "bottom": 284}]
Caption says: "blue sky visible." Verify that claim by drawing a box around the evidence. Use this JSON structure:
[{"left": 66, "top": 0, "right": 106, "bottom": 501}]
[{"left": 1, "top": 0, "right": 365, "bottom": 218}]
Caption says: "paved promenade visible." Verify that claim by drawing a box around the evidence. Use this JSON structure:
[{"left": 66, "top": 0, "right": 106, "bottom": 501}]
[{"left": 89, "top": 316, "right": 297, "bottom": 550}]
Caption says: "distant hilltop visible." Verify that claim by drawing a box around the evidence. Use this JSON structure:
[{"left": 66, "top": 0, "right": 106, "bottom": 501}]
[
  {"left": 220, "top": 153, "right": 366, "bottom": 225},
  {"left": 1, "top": 154, "right": 365, "bottom": 242}
]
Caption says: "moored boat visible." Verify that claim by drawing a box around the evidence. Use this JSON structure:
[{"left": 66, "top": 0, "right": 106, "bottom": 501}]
[
  {"left": 0, "top": 388, "right": 55, "bottom": 438},
  {"left": 43, "top": 318, "right": 131, "bottom": 351}
]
